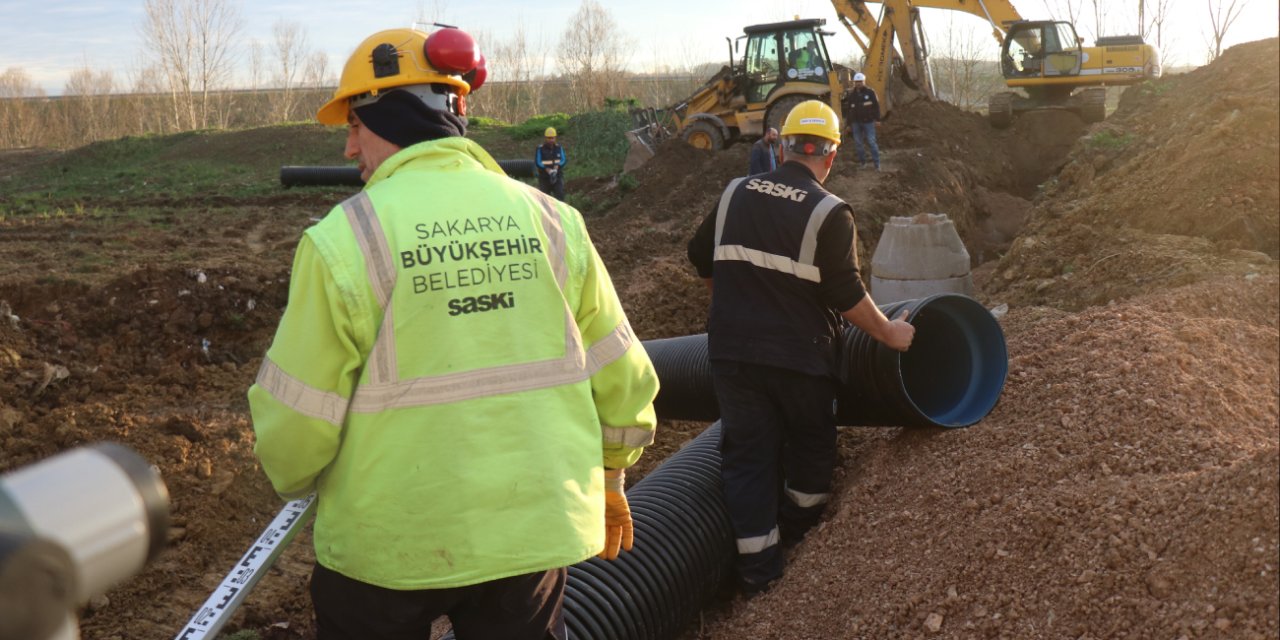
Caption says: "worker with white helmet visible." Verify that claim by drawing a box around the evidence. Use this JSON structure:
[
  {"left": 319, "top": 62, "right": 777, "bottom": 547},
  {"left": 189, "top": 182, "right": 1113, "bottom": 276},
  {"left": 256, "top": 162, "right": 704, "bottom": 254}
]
[
  {"left": 249, "top": 25, "right": 659, "bottom": 639},
  {"left": 686, "top": 100, "right": 913, "bottom": 595},
  {"left": 841, "top": 72, "right": 883, "bottom": 170}
]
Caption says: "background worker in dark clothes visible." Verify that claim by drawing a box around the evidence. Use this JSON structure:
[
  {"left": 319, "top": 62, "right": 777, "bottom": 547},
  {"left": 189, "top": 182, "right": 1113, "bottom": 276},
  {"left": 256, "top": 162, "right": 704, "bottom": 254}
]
[
  {"left": 748, "top": 127, "right": 780, "bottom": 175},
  {"left": 686, "top": 99, "right": 914, "bottom": 594},
  {"left": 536, "top": 126, "right": 568, "bottom": 200},
  {"left": 841, "top": 72, "right": 882, "bottom": 170}
]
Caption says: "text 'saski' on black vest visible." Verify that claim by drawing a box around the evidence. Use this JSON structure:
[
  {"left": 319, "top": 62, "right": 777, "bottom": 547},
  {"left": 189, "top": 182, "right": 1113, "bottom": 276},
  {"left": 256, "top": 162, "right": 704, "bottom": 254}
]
[{"left": 708, "top": 169, "right": 848, "bottom": 377}]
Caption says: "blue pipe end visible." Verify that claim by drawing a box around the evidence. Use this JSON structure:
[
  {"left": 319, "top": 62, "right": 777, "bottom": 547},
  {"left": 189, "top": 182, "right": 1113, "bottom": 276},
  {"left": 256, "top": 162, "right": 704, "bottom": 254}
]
[{"left": 895, "top": 294, "right": 1008, "bottom": 428}]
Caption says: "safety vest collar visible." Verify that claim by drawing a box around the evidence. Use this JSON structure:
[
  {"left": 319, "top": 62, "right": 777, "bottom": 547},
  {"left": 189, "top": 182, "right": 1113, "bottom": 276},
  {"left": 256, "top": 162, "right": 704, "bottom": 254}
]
[{"left": 365, "top": 137, "right": 506, "bottom": 188}]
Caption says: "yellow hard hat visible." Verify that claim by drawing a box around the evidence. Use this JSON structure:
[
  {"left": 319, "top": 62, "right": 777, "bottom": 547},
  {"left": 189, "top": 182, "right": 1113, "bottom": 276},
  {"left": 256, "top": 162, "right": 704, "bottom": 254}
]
[
  {"left": 779, "top": 100, "right": 842, "bottom": 145},
  {"left": 545, "top": 127, "right": 557, "bottom": 137},
  {"left": 317, "top": 28, "right": 475, "bottom": 125}
]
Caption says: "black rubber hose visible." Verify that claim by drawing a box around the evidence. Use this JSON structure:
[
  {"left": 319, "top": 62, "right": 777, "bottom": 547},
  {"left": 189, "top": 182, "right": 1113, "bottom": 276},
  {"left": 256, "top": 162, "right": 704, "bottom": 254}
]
[
  {"left": 642, "top": 293, "right": 1009, "bottom": 428},
  {"left": 278, "top": 166, "right": 364, "bottom": 187},
  {"left": 279, "top": 159, "right": 536, "bottom": 187}
]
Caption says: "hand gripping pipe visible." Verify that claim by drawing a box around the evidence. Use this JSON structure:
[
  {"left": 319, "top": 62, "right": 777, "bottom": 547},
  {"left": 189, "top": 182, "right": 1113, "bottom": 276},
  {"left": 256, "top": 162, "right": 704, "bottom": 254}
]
[{"left": 279, "top": 159, "right": 536, "bottom": 187}]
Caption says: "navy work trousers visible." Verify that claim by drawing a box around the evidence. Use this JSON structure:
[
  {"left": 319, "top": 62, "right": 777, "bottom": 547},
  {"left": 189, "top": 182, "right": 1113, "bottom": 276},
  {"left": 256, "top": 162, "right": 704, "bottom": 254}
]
[
  {"left": 711, "top": 360, "right": 838, "bottom": 587},
  {"left": 310, "top": 562, "right": 568, "bottom": 640},
  {"left": 538, "top": 172, "right": 565, "bottom": 201}
]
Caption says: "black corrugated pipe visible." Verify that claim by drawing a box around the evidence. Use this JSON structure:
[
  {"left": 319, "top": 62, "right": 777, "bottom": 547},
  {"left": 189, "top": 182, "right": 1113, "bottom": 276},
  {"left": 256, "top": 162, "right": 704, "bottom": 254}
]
[
  {"left": 644, "top": 293, "right": 1008, "bottom": 428},
  {"left": 441, "top": 422, "right": 733, "bottom": 640},
  {"left": 279, "top": 159, "right": 536, "bottom": 188}
]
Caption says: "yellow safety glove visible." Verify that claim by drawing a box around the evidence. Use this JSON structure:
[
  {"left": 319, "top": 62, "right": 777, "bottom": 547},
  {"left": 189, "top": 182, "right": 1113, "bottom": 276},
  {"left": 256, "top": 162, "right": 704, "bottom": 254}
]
[{"left": 598, "top": 468, "right": 633, "bottom": 561}]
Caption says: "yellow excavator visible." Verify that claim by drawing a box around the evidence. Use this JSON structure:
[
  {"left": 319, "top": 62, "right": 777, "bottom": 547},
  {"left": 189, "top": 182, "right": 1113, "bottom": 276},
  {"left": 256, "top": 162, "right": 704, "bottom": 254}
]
[
  {"left": 626, "top": 18, "right": 854, "bottom": 160},
  {"left": 837, "top": 0, "right": 1162, "bottom": 127}
]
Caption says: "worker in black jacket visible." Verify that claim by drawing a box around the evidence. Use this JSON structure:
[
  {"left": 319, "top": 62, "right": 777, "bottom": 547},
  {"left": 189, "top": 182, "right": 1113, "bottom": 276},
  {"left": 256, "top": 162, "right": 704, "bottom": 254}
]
[
  {"left": 841, "top": 72, "right": 881, "bottom": 170},
  {"left": 686, "top": 100, "right": 914, "bottom": 595},
  {"left": 747, "top": 127, "right": 780, "bottom": 175}
]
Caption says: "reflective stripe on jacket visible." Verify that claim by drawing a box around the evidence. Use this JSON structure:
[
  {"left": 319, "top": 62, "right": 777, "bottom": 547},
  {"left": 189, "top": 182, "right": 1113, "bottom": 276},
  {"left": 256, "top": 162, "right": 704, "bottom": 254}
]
[
  {"left": 249, "top": 137, "right": 659, "bottom": 590},
  {"left": 535, "top": 143, "right": 566, "bottom": 171},
  {"left": 706, "top": 163, "right": 849, "bottom": 376}
]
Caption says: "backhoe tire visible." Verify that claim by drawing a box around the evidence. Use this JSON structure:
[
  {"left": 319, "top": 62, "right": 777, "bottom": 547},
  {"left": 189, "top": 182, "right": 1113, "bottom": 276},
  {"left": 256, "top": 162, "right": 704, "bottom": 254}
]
[
  {"left": 766, "top": 95, "right": 810, "bottom": 137},
  {"left": 988, "top": 92, "right": 1014, "bottom": 129},
  {"left": 1080, "top": 87, "right": 1108, "bottom": 124},
  {"left": 682, "top": 120, "right": 725, "bottom": 151}
]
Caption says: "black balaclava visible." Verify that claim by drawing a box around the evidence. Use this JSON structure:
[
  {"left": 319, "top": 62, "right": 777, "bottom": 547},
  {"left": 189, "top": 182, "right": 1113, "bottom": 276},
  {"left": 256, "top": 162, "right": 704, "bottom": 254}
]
[{"left": 353, "top": 88, "right": 467, "bottom": 147}]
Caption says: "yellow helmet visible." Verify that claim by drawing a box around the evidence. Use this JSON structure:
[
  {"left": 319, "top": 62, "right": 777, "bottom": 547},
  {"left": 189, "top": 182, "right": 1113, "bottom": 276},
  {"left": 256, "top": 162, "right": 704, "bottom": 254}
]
[
  {"left": 545, "top": 127, "right": 557, "bottom": 137},
  {"left": 779, "top": 100, "right": 842, "bottom": 145},
  {"left": 317, "top": 28, "right": 478, "bottom": 125}
]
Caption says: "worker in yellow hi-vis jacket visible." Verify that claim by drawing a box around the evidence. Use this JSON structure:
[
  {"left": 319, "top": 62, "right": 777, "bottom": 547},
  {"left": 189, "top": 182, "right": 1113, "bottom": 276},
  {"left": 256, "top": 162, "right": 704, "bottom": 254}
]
[{"left": 248, "top": 26, "right": 659, "bottom": 640}]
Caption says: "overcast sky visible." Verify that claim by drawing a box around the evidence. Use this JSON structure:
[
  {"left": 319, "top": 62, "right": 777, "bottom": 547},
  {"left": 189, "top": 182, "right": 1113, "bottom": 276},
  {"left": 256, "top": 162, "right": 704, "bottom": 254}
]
[{"left": 1, "top": 0, "right": 1276, "bottom": 96}]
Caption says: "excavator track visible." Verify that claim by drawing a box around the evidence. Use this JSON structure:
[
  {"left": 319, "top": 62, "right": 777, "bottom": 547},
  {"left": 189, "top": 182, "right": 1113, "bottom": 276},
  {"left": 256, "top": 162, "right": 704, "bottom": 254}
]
[
  {"left": 988, "top": 92, "right": 1015, "bottom": 129},
  {"left": 1078, "top": 87, "right": 1108, "bottom": 124}
]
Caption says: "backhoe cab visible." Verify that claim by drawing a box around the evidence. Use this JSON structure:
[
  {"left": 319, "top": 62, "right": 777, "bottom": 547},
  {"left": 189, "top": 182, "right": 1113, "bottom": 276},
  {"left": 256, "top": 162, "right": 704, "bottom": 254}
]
[
  {"left": 988, "top": 19, "right": 1161, "bottom": 127},
  {"left": 626, "top": 19, "right": 850, "bottom": 164}
]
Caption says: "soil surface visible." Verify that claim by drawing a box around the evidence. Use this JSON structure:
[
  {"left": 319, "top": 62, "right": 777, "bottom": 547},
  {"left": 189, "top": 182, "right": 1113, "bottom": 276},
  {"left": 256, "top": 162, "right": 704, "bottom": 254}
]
[{"left": 0, "top": 39, "right": 1275, "bottom": 640}]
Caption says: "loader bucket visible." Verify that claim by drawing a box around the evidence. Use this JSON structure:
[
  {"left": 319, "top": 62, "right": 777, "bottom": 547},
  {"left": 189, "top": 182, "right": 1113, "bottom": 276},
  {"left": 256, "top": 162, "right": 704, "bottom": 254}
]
[
  {"left": 623, "top": 107, "right": 672, "bottom": 172},
  {"left": 624, "top": 128, "right": 656, "bottom": 173}
]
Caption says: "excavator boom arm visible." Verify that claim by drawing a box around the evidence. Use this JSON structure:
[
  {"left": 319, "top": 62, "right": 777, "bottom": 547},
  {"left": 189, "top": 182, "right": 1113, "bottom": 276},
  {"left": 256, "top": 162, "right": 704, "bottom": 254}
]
[
  {"left": 908, "top": 0, "right": 1022, "bottom": 45},
  {"left": 829, "top": 0, "right": 936, "bottom": 116}
]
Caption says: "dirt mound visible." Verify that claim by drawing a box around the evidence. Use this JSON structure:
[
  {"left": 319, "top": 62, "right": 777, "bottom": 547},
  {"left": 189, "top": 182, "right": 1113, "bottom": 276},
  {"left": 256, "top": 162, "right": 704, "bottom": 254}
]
[
  {"left": 988, "top": 38, "right": 1280, "bottom": 310},
  {"left": 702, "top": 274, "right": 1279, "bottom": 639},
  {"left": 1102, "top": 39, "right": 1279, "bottom": 254}
]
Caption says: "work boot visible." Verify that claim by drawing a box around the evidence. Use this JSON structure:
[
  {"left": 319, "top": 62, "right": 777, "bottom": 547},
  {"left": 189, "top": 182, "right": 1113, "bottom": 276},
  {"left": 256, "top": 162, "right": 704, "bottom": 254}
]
[{"left": 738, "top": 577, "right": 774, "bottom": 599}]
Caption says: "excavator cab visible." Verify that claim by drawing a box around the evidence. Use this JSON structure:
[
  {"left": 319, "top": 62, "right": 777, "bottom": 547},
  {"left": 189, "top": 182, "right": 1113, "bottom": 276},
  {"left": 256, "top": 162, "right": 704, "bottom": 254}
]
[
  {"left": 989, "top": 19, "right": 1108, "bottom": 129},
  {"left": 1002, "top": 21, "right": 1083, "bottom": 79}
]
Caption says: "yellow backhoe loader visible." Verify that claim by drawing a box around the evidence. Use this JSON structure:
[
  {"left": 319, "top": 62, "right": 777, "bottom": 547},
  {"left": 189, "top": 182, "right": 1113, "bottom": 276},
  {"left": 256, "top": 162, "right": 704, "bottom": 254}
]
[{"left": 626, "top": 18, "right": 854, "bottom": 165}]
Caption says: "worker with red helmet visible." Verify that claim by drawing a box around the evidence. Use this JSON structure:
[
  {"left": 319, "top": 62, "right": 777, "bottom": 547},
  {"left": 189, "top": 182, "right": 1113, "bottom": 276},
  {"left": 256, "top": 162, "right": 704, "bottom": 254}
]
[{"left": 249, "top": 26, "right": 659, "bottom": 639}]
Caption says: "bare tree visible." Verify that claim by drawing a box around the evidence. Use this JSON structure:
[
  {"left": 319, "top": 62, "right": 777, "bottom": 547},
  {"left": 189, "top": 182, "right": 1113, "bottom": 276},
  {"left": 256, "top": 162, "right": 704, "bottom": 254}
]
[
  {"left": 63, "top": 65, "right": 117, "bottom": 144},
  {"left": 1041, "top": 0, "right": 1084, "bottom": 27},
  {"left": 1204, "top": 0, "right": 1247, "bottom": 62},
  {"left": 0, "top": 67, "right": 46, "bottom": 148},
  {"left": 140, "top": 0, "right": 244, "bottom": 130},
  {"left": 304, "top": 51, "right": 330, "bottom": 88},
  {"left": 268, "top": 19, "right": 309, "bottom": 121},
  {"left": 557, "top": 0, "right": 629, "bottom": 111},
  {"left": 932, "top": 14, "right": 998, "bottom": 111},
  {"left": 1086, "top": 0, "right": 1111, "bottom": 41},
  {"left": 414, "top": 0, "right": 450, "bottom": 27},
  {"left": 1142, "top": 0, "right": 1175, "bottom": 65},
  {"left": 248, "top": 39, "right": 265, "bottom": 90},
  {"left": 485, "top": 20, "right": 551, "bottom": 121}
]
